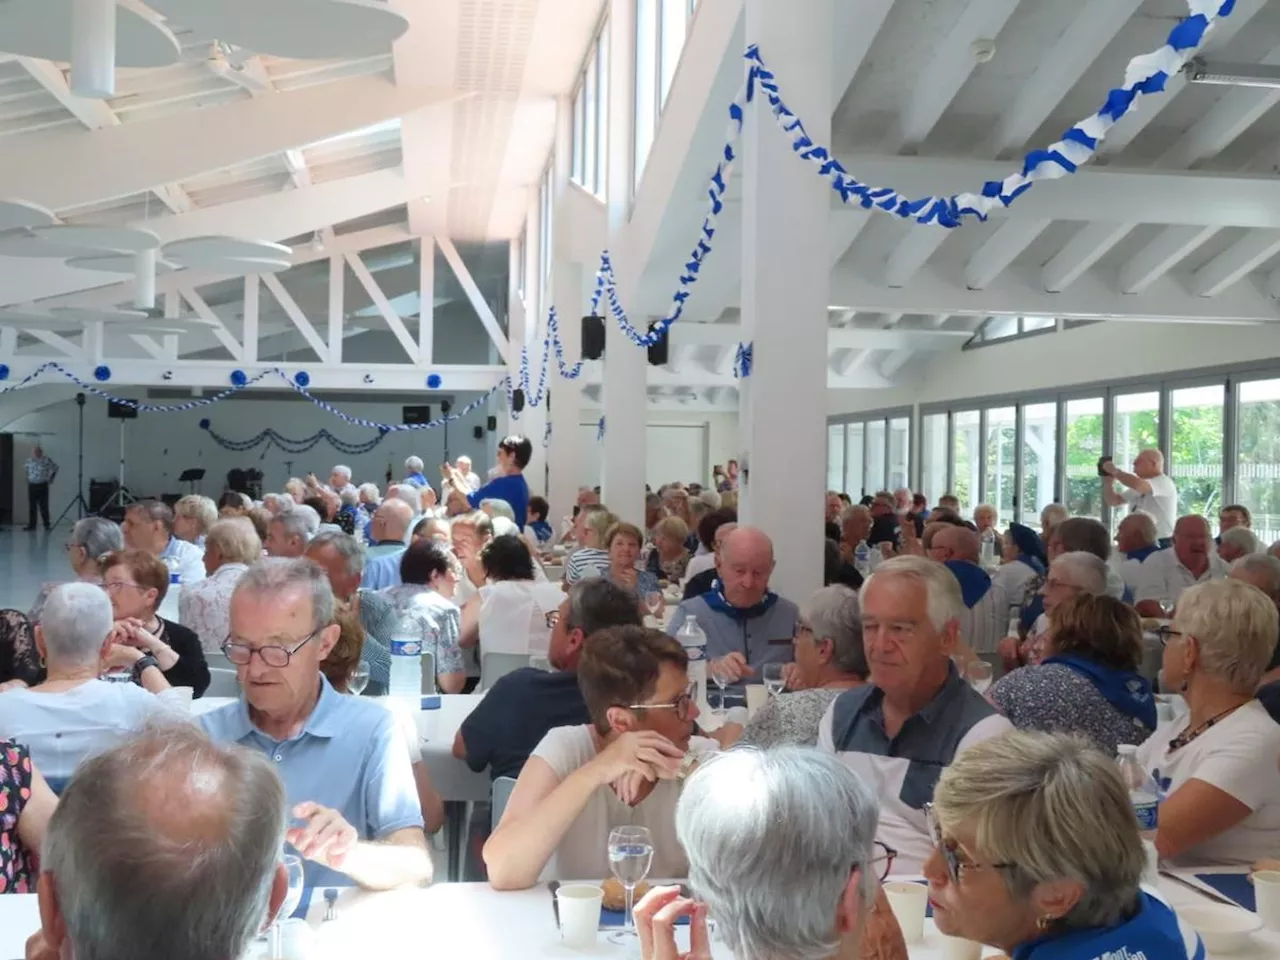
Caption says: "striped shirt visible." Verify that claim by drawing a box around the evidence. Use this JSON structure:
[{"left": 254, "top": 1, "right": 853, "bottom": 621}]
[
  {"left": 564, "top": 548, "right": 610, "bottom": 585},
  {"left": 24, "top": 456, "right": 56, "bottom": 484}
]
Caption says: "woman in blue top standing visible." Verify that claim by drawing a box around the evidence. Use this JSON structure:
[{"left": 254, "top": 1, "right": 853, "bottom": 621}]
[
  {"left": 443, "top": 434, "right": 532, "bottom": 529},
  {"left": 925, "top": 730, "right": 1204, "bottom": 960}
]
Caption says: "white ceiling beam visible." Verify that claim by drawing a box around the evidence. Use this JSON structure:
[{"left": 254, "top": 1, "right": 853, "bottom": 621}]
[
  {"left": 345, "top": 253, "right": 419, "bottom": 363},
  {"left": 986, "top": 0, "right": 1142, "bottom": 158},
  {"left": 207, "top": 54, "right": 274, "bottom": 96},
  {"left": 833, "top": 349, "right": 871, "bottom": 378},
  {"left": 829, "top": 263, "right": 1280, "bottom": 324},
  {"left": 927, "top": 314, "right": 951, "bottom": 329},
  {"left": 436, "top": 236, "right": 510, "bottom": 363},
  {"left": 669, "top": 323, "right": 969, "bottom": 351},
  {"left": 711, "top": 345, "right": 737, "bottom": 377},
  {"left": 884, "top": 230, "right": 949, "bottom": 288},
  {"left": 1161, "top": 44, "right": 1280, "bottom": 170},
  {"left": 261, "top": 274, "right": 331, "bottom": 362},
  {"left": 284, "top": 149, "right": 313, "bottom": 189},
  {"left": 179, "top": 287, "right": 245, "bottom": 361},
  {"left": 965, "top": 219, "right": 1051, "bottom": 290},
  {"left": 1042, "top": 223, "right": 1131, "bottom": 293},
  {"left": 24, "top": 330, "right": 84, "bottom": 358},
  {"left": 829, "top": 210, "right": 871, "bottom": 268},
  {"left": 831, "top": 0, "right": 896, "bottom": 102},
  {"left": 1191, "top": 231, "right": 1280, "bottom": 297},
  {"left": 891, "top": 0, "right": 1023, "bottom": 151},
  {"left": 7, "top": 75, "right": 457, "bottom": 212},
  {"left": 879, "top": 350, "right": 915, "bottom": 379},
  {"left": 1119, "top": 226, "right": 1219, "bottom": 294}
]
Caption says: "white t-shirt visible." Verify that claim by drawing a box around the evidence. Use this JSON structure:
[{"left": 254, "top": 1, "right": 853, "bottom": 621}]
[
  {"left": 682, "top": 552, "right": 716, "bottom": 585},
  {"left": 0, "top": 680, "right": 182, "bottom": 781},
  {"left": 529, "top": 725, "right": 718, "bottom": 883},
  {"left": 1134, "top": 550, "right": 1227, "bottom": 609},
  {"left": 1121, "top": 474, "right": 1178, "bottom": 539},
  {"left": 1136, "top": 700, "right": 1280, "bottom": 866},
  {"left": 479, "top": 580, "right": 565, "bottom": 656}
]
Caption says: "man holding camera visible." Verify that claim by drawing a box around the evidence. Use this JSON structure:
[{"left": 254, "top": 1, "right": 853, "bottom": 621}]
[{"left": 1100, "top": 449, "right": 1178, "bottom": 547}]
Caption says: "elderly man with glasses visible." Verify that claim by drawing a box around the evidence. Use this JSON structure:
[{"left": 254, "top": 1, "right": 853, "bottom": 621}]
[{"left": 200, "top": 558, "right": 432, "bottom": 890}]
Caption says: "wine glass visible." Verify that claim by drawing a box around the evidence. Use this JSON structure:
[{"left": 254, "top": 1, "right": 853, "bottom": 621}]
[
  {"left": 966, "top": 660, "right": 993, "bottom": 696},
  {"left": 267, "top": 854, "right": 305, "bottom": 959},
  {"left": 644, "top": 591, "right": 663, "bottom": 621},
  {"left": 762, "top": 663, "right": 786, "bottom": 699},
  {"left": 606, "top": 825, "right": 655, "bottom": 945},
  {"left": 709, "top": 662, "right": 731, "bottom": 714},
  {"left": 348, "top": 663, "right": 370, "bottom": 696}
]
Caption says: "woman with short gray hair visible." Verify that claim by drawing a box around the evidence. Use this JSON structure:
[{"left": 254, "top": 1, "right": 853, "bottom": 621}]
[
  {"left": 926, "top": 730, "right": 1202, "bottom": 958},
  {"left": 737, "top": 585, "right": 866, "bottom": 748},
  {"left": 637, "top": 747, "right": 902, "bottom": 960},
  {"left": 28, "top": 516, "right": 124, "bottom": 625}
]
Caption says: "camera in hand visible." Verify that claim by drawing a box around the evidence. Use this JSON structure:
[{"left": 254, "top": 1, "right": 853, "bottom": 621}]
[{"left": 1097, "top": 456, "right": 1113, "bottom": 477}]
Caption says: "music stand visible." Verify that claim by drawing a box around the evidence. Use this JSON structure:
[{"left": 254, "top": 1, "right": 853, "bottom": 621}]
[{"left": 178, "top": 468, "right": 206, "bottom": 495}]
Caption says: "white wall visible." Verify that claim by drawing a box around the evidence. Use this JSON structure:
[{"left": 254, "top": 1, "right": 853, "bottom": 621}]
[
  {"left": 827, "top": 321, "right": 1280, "bottom": 415},
  {"left": 574, "top": 411, "right": 738, "bottom": 489}
]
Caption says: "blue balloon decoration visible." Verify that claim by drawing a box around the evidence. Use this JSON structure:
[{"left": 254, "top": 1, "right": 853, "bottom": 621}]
[
  {"left": 294, "top": 371, "right": 311, "bottom": 388},
  {"left": 93, "top": 365, "right": 111, "bottom": 382},
  {"left": 426, "top": 374, "right": 443, "bottom": 390},
  {"left": 230, "top": 370, "right": 248, "bottom": 387},
  {"left": 0, "top": 364, "right": 9, "bottom": 381},
  {"left": 199, "top": 418, "right": 211, "bottom": 430}
]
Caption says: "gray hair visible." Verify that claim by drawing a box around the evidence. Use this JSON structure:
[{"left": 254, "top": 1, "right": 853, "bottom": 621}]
[
  {"left": 174, "top": 495, "right": 218, "bottom": 534},
  {"left": 127, "top": 499, "right": 175, "bottom": 534},
  {"left": 291, "top": 503, "right": 321, "bottom": 536},
  {"left": 1120, "top": 511, "right": 1157, "bottom": 545},
  {"left": 698, "top": 489, "right": 722, "bottom": 510},
  {"left": 204, "top": 519, "right": 262, "bottom": 567},
  {"left": 233, "top": 558, "right": 335, "bottom": 630},
  {"left": 932, "top": 731, "right": 1147, "bottom": 933},
  {"left": 676, "top": 747, "right": 880, "bottom": 960},
  {"left": 802, "top": 585, "right": 866, "bottom": 677},
  {"left": 339, "top": 486, "right": 360, "bottom": 507},
  {"left": 1221, "top": 525, "right": 1260, "bottom": 555},
  {"left": 44, "top": 723, "right": 286, "bottom": 960},
  {"left": 863, "top": 556, "right": 964, "bottom": 631},
  {"left": 1052, "top": 551, "right": 1109, "bottom": 596},
  {"left": 270, "top": 509, "right": 313, "bottom": 545},
  {"left": 1041, "top": 503, "right": 1068, "bottom": 531},
  {"left": 1176, "top": 578, "right": 1279, "bottom": 693},
  {"left": 1231, "top": 552, "right": 1280, "bottom": 604},
  {"left": 456, "top": 455, "right": 472, "bottom": 466},
  {"left": 358, "top": 482, "right": 380, "bottom": 502},
  {"left": 405, "top": 455, "right": 424, "bottom": 473},
  {"left": 490, "top": 516, "right": 520, "bottom": 538},
  {"left": 70, "top": 516, "right": 123, "bottom": 563},
  {"left": 331, "top": 464, "right": 352, "bottom": 483},
  {"left": 480, "top": 498, "right": 516, "bottom": 521},
  {"left": 40, "top": 582, "right": 114, "bottom": 668},
  {"left": 308, "top": 530, "right": 366, "bottom": 576},
  {"left": 393, "top": 485, "right": 422, "bottom": 511},
  {"left": 261, "top": 492, "right": 291, "bottom": 513},
  {"left": 565, "top": 578, "right": 643, "bottom": 636}
]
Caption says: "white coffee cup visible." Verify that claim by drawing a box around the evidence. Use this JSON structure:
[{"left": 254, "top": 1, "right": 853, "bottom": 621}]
[
  {"left": 161, "top": 685, "right": 195, "bottom": 712},
  {"left": 745, "top": 684, "right": 768, "bottom": 718},
  {"left": 938, "top": 934, "right": 983, "bottom": 960},
  {"left": 556, "top": 883, "right": 604, "bottom": 949},
  {"left": 883, "top": 882, "right": 928, "bottom": 943},
  {"left": 1255, "top": 870, "right": 1280, "bottom": 932}
]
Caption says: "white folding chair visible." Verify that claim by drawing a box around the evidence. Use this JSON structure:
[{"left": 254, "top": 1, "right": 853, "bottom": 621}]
[
  {"left": 490, "top": 776, "right": 518, "bottom": 832},
  {"left": 205, "top": 667, "right": 240, "bottom": 698},
  {"left": 480, "top": 653, "right": 529, "bottom": 690}
]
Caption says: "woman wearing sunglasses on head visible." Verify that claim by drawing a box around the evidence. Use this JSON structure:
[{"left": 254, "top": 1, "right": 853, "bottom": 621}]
[{"left": 925, "top": 730, "right": 1203, "bottom": 960}]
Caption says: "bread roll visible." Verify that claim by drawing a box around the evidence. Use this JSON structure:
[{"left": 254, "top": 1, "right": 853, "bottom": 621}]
[{"left": 601, "top": 877, "right": 651, "bottom": 911}]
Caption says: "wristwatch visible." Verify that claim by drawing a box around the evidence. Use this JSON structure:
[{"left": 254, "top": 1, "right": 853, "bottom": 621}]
[{"left": 131, "top": 654, "right": 160, "bottom": 684}]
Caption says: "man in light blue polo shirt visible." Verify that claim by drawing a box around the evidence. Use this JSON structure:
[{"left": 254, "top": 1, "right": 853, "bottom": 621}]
[{"left": 201, "top": 557, "right": 431, "bottom": 889}]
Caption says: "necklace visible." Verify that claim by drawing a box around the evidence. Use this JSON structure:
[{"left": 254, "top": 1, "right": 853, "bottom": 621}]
[{"left": 1167, "top": 702, "right": 1247, "bottom": 753}]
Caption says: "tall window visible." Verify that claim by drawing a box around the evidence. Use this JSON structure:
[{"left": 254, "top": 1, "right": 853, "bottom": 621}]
[
  {"left": 570, "top": 22, "right": 608, "bottom": 197},
  {"left": 1171, "top": 385, "right": 1225, "bottom": 522},
  {"left": 1238, "top": 378, "right": 1280, "bottom": 544},
  {"left": 984, "top": 406, "right": 1017, "bottom": 526},
  {"left": 583, "top": 52, "right": 598, "bottom": 196},
  {"left": 1022, "top": 403, "right": 1057, "bottom": 529},
  {"left": 572, "top": 88, "right": 585, "bottom": 183},
  {"left": 827, "top": 424, "right": 845, "bottom": 495},
  {"left": 1065, "top": 397, "right": 1104, "bottom": 520},
  {"left": 888, "top": 417, "right": 910, "bottom": 491},
  {"left": 658, "top": 0, "right": 687, "bottom": 107},
  {"left": 920, "top": 414, "right": 948, "bottom": 505},
  {"left": 846, "top": 424, "right": 864, "bottom": 499},
  {"left": 538, "top": 164, "right": 553, "bottom": 285},
  {"left": 634, "top": 0, "right": 658, "bottom": 189},
  {"left": 953, "top": 411, "right": 980, "bottom": 514},
  {"left": 865, "top": 421, "right": 886, "bottom": 494},
  {"left": 594, "top": 28, "right": 609, "bottom": 195}
]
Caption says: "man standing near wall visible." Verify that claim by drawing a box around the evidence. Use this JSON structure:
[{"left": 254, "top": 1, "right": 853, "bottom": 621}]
[{"left": 23, "top": 444, "right": 57, "bottom": 531}]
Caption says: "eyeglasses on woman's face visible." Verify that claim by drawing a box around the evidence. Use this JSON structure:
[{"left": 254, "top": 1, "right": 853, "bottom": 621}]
[
  {"left": 222, "top": 627, "right": 320, "bottom": 668},
  {"left": 627, "top": 683, "right": 696, "bottom": 722},
  {"left": 865, "top": 840, "right": 897, "bottom": 883},
  {"left": 924, "top": 803, "right": 1014, "bottom": 885},
  {"left": 102, "top": 578, "right": 146, "bottom": 595}
]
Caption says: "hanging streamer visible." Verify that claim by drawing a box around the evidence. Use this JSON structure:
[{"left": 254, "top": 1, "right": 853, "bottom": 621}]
[{"left": 201, "top": 423, "right": 388, "bottom": 455}]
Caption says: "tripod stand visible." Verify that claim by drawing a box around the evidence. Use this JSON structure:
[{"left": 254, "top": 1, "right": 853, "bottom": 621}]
[
  {"left": 101, "top": 418, "right": 137, "bottom": 513},
  {"left": 53, "top": 392, "right": 90, "bottom": 527}
]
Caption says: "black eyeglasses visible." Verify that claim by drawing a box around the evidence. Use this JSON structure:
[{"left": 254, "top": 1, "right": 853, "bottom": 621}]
[
  {"left": 627, "top": 683, "right": 696, "bottom": 721},
  {"left": 924, "top": 803, "right": 1014, "bottom": 885},
  {"left": 1156, "top": 626, "right": 1183, "bottom": 647},
  {"left": 222, "top": 627, "right": 319, "bottom": 668},
  {"left": 864, "top": 840, "right": 897, "bottom": 883}
]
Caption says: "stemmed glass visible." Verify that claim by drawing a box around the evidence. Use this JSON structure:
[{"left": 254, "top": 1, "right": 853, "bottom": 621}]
[
  {"left": 267, "top": 853, "right": 305, "bottom": 959},
  {"left": 709, "top": 662, "right": 731, "bottom": 714},
  {"left": 606, "top": 825, "right": 655, "bottom": 945},
  {"left": 348, "top": 663, "right": 370, "bottom": 696},
  {"left": 644, "top": 592, "right": 664, "bottom": 622},
  {"left": 965, "top": 660, "right": 993, "bottom": 696},
  {"left": 762, "top": 663, "right": 786, "bottom": 700}
]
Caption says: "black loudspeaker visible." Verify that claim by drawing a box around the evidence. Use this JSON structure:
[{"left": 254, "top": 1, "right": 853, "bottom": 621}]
[
  {"left": 441, "top": 400, "right": 452, "bottom": 415},
  {"left": 511, "top": 388, "right": 525, "bottom": 413},
  {"left": 582, "top": 315, "right": 606, "bottom": 360},
  {"left": 472, "top": 426, "right": 484, "bottom": 440},
  {"left": 486, "top": 415, "right": 498, "bottom": 432},
  {"left": 647, "top": 323, "right": 669, "bottom": 366},
  {"left": 107, "top": 399, "right": 138, "bottom": 420},
  {"left": 403, "top": 405, "right": 431, "bottom": 425}
]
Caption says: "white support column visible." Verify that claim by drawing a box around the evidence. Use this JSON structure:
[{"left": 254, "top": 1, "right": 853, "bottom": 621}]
[
  {"left": 738, "top": 0, "right": 831, "bottom": 601},
  {"left": 548, "top": 261, "right": 585, "bottom": 526},
  {"left": 418, "top": 236, "right": 435, "bottom": 364},
  {"left": 602, "top": 0, "right": 646, "bottom": 527},
  {"left": 243, "top": 276, "right": 260, "bottom": 363},
  {"left": 514, "top": 190, "right": 541, "bottom": 436},
  {"left": 328, "top": 255, "right": 345, "bottom": 364},
  {"left": 513, "top": 229, "right": 548, "bottom": 494}
]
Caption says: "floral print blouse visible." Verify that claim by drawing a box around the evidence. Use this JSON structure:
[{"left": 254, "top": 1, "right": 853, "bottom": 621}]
[{"left": 0, "top": 740, "right": 36, "bottom": 893}]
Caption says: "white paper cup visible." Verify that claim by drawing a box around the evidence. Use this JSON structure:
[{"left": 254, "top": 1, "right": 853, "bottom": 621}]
[
  {"left": 1141, "top": 839, "right": 1159, "bottom": 887},
  {"left": 162, "top": 686, "right": 194, "bottom": 712},
  {"left": 938, "top": 934, "right": 983, "bottom": 960},
  {"left": 556, "top": 883, "right": 604, "bottom": 949},
  {"left": 745, "top": 684, "right": 768, "bottom": 718},
  {"left": 883, "top": 882, "right": 928, "bottom": 943},
  {"left": 1255, "top": 870, "right": 1280, "bottom": 932}
]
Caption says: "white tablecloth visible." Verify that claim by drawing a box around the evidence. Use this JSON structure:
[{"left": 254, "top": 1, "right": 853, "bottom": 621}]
[{"left": 3, "top": 873, "right": 1269, "bottom": 960}]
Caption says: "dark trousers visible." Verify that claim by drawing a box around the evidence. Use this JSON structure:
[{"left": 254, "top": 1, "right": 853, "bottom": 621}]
[{"left": 26, "top": 481, "right": 50, "bottom": 529}]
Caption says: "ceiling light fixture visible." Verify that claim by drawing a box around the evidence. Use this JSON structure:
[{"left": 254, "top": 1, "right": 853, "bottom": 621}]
[{"left": 1184, "top": 58, "right": 1280, "bottom": 90}]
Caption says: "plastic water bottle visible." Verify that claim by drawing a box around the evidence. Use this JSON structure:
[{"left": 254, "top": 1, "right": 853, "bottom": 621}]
[
  {"left": 1117, "top": 744, "right": 1161, "bottom": 882},
  {"left": 158, "top": 557, "right": 182, "bottom": 622},
  {"left": 388, "top": 609, "right": 424, "bottom": 702},
  {"left": 854, "top": 540, "right": 872, "bottom": 578},
  {"left": 980, "top": 528, "right": 997, "bottom": 569},
  {"left": 677, "top": 616, "right": 708, "bottom": 706}
]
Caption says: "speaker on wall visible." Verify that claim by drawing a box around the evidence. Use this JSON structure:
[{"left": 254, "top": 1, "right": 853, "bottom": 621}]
[
  {"left": 472, "top": 426, "right": 484, "bottom": 440},
  {"left": 441, "top": 400, "right": 452, "bottom": 415},
  {"left": 582, "top": 315, "right": 606, "bottom": 360},
  {"left": 486, "top": 415, "right": 498, "bottom": 432},
  {"left": 646, "top": 323, "right": 669, "bottom": 367},
  {"left": 402, "top": 405, "right": 431, "bottom": 425},
  {"left": 107, "top": 399, "right": 139, "bottom": 420},
  {"left": 511, "top": 388, "right": 525, "bottom": 413}
]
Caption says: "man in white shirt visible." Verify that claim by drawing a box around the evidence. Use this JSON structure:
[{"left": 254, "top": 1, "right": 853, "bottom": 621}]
[
  {"left": 1134, "top": 514, "right": 1227, "bottom": 617},
  {"left": 1102, "top": 448, "right": 1178, "bottom": 544},
  {"left": 122, "top": 499, "right": 205, "bottom": 584}
]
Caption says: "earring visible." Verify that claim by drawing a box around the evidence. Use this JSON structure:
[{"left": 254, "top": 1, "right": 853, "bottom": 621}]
[{"left": 1036, "top": 915, "right": 1055, "bottom": 931}]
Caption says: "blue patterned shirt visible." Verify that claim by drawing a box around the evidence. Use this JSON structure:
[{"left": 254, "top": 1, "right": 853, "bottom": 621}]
[{"left": 24, "top": 456, "right": 56, "bottom": 484}]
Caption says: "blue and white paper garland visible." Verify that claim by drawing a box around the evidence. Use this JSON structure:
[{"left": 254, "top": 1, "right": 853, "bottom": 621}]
[{"left": 201, "top": 424, "right": 388, "bottom": 455}]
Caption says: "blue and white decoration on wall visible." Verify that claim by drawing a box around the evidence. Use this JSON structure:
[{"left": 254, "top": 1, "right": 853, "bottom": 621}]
[{"left": 0, "top": 0, "right": 1231, "bottom": 421}]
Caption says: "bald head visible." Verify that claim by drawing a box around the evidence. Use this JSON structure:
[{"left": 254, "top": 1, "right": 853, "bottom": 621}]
[
  {"left": 372, "top": 498, "right": 414, "bottom": 542},
  {"left": 934, "top": 524, "right": 979, "bottom": 563},
  {"left": 1134, "top": 448, "right": 1165, "bottom": 479},
  {"left": 718, "top": 526, "right": 775, "bottom": 608}
]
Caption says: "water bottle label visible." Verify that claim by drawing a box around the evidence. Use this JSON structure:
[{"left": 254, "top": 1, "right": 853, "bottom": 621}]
[
  {"left": 685, "top": 646, "right": 705, "bottom": 661},
  {"left": 169, "top": 573, "right": 181, "bottom": 584},
  {"left": 391, "top": 640, "right": 422, "bottom": 657},
  {"left": 1133, "top": 801, "right": 1159, "bottom": 832}
]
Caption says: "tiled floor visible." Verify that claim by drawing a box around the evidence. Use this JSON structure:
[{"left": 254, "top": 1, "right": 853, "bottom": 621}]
[{"left": 0, "top": 523, "right": 74, "bottom": 613}]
